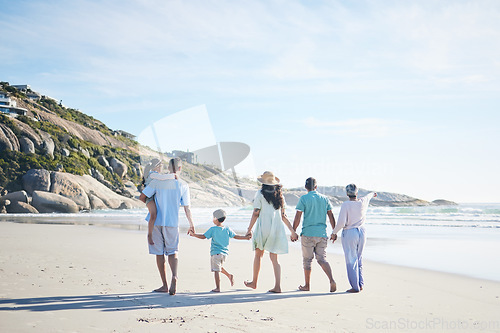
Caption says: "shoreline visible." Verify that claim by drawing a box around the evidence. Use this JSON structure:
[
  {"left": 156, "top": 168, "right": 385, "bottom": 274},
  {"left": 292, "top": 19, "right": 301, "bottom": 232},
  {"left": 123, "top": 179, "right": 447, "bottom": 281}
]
[
  {"left": 2, "top": 211, "right": 500, "bottom": 283},
  {"left": 1, "top": 222, "right": 500, "bottom": 332}
]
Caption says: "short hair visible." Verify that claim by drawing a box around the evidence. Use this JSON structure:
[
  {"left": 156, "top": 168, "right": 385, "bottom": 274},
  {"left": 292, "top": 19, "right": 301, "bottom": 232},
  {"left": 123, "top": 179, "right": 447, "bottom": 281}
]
[
  {"left": 168, "top": 157, "right": 182, "bottom": 172},
  {"left": 217, "top": 216, "right": 226, "bottom": 223},
  {"left": 346, "top": 183, "right": 358, "bottom": 198},
  {"left": 305, "top": 177, "right": 317, "bottom": 191}
]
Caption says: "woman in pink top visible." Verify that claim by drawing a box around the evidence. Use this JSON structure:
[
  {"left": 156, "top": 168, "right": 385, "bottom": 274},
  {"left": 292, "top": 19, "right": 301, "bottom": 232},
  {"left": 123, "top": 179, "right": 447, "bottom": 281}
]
[{"left": 331, "top": 184, "right": 377, "bottom": 293}]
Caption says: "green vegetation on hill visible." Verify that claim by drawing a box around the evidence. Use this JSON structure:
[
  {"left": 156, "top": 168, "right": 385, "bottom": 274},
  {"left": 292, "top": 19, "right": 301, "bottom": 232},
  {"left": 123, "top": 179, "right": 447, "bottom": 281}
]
[
  {"left": 39, "top": 98, "right": 112, "bottom": 135},
  {"left": 0, "top": 103, "right": 142, "bottom": 192},
  {"left": 0, "top": 81, "right": 26, "bottom": 99}
]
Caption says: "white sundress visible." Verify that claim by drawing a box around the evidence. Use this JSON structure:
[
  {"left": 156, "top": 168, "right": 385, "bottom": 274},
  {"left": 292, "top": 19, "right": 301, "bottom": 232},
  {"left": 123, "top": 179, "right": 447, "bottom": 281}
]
[{"left": 252, "top": 190, "right": 288, "bottom": 254}]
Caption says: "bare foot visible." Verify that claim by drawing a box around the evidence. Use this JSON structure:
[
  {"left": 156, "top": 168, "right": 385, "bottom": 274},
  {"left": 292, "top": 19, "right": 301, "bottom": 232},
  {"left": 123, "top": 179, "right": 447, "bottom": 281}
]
[
  {"left": 268, "top": 287, "right": 281, "bottom": 293},
  {"left": 330, "top": 281, "right": 337, "bottom": 293},
  {"left": 360, "top": 286, "right": 363, "bottom": 291},
  {"left": 211, "top": 288, "right": 220, "bottom": 292},
  {"left": 228, "top": 274, "right": 234, "bottom": 286},
  {"left": 153, "top": 286, "right": 169, "bottom": 293},
  {"left": 169, "top": 277, "right": 177, "bottom": 295},
  {"left": 298, "top": 285, "right": 310, "bottom": 291},
  {"left": 346, "top": 288, "right": 360, "bottom": 293},
  {"left": 244, "top": 281, "right": 256, "bottom": 289}
]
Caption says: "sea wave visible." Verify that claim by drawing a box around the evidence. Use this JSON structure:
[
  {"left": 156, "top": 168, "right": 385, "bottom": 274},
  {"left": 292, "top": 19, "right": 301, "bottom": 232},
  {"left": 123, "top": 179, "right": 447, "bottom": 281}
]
[{"left": 1, "top": 203, "right": 499, "bottom": 229}]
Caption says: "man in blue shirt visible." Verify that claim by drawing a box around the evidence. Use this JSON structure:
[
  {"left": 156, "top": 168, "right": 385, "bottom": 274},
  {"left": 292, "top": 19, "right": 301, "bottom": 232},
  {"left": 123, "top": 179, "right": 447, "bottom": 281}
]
[
  {"left": 140, "top": 157, "right": 195, "bottom": 295},
  {"left": 293, "top": 177, "right": 337, "bottom": 292}
]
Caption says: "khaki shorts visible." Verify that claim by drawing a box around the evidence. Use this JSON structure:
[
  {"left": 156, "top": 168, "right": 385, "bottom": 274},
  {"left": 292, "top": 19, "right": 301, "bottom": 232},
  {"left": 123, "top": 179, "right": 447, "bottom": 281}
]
[
  {"left": 301, "top": 236, "right": 328, "bottom": 270},
  {"left": 210, "top": 253, "right": 227, "bottom": 272},
  {"left": 148, "top": 226, "right": 179, "bottom": 256}
]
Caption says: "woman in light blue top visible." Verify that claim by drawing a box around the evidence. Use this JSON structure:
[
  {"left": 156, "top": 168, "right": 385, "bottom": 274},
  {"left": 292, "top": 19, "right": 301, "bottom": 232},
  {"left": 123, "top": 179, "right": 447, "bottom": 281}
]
[{"left": 244, "top": 171, "right": 298, "bottom": 293}]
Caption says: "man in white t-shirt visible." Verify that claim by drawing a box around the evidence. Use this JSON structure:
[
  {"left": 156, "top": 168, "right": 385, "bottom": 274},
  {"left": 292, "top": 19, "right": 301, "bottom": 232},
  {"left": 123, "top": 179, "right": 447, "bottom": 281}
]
[
  {"left": 139, "top": 157, "right": 195, "bottom": 295},
  {"left": 331, "top": 184, "right": 376, "bottom": 293}
]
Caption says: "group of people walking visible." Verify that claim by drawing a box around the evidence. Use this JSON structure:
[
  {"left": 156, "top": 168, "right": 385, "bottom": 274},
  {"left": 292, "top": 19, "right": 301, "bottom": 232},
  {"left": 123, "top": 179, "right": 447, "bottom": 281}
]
[{"left": 139, "top": 158, "right": 376, "bottom": 295}]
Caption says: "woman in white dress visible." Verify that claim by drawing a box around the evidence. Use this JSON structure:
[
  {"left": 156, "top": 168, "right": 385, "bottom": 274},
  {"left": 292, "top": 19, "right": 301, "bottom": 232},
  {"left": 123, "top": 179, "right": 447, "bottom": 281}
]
[{"left": 244, "top": 171, "right": 298, "bottom": 293}]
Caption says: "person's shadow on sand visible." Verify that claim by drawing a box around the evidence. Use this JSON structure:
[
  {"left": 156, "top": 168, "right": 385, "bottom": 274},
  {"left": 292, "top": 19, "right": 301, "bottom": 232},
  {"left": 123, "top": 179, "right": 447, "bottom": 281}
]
[{"left": 0, "top": 289, "right": 349, "bottom": 312}]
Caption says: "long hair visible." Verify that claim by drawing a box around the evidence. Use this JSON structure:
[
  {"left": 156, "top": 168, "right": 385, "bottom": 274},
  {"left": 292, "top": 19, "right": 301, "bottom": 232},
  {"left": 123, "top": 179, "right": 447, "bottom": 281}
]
[{"left": 261, "top": 184, "right": 284, "bottom": 210}]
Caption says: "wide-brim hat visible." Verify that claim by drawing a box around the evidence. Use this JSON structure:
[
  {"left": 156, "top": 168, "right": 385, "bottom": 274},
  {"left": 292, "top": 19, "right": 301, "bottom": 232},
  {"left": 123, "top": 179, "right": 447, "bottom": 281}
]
[{"left": 257, "top": 171, "right": 280, "bottom": 185}]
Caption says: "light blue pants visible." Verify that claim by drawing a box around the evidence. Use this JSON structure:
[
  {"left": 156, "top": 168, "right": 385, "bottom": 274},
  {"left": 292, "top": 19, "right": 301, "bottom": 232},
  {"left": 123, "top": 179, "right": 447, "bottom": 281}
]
[{"left": 341, "top": 226, "right": 366, "bottom": 292}]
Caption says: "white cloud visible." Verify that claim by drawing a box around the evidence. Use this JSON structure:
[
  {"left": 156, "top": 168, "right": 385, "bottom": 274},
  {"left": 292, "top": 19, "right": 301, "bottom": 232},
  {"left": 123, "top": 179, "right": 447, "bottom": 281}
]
[{"left": 2, "top": 0, "right": 500, "bottom": 98}]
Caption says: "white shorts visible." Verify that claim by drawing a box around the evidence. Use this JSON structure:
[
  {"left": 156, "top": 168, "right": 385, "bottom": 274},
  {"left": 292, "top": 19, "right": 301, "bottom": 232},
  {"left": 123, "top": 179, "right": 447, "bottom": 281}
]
[
  {"left": 148, "top": 226, "right": 179, "bottom": 256},
  {"left": 210, "top": 253, "right": 227, "bottom": 272}
]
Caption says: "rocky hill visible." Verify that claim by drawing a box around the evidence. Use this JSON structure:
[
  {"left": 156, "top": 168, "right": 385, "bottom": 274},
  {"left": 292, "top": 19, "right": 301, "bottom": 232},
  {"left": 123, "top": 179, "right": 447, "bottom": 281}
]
[
  {"left": 0, "top": 83, "right": 455, "bottom": 213},
  {"left": 0, "top": 82, "right": 262, "bottom": 213}
]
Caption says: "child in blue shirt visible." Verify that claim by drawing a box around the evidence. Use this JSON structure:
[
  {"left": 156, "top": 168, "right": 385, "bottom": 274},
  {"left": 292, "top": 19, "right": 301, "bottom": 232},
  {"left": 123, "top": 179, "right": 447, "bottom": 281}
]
[{"left": 189, "top": 209, "right": 250, "bottom": 292}]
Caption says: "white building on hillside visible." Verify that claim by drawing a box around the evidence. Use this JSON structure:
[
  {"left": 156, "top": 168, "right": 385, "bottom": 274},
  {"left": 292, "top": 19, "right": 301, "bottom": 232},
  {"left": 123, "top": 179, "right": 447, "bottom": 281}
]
[{"left": 0, "top": 92, "right": 28, "bottom": 116}]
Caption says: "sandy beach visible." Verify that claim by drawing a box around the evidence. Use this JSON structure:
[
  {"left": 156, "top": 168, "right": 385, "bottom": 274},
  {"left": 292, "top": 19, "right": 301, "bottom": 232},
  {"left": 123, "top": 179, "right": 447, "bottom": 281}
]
[{"left": 1, "top": 222, "right": 499, "bottom": 332}]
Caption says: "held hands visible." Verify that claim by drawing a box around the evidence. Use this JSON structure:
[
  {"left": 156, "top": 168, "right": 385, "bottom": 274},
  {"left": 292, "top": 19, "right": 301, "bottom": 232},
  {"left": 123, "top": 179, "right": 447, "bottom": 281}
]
[
  {"left": 330, "top": 233, "right": 338, "bottom": 243},
  {"left": 245, "top": 230, "right": 252, "bottom": 239},
  {"left": 290, "top": 231, "right": 299, "bottom": 242},
  {"left": 187, "top": 226, "right": 195, "bottom": 236}
]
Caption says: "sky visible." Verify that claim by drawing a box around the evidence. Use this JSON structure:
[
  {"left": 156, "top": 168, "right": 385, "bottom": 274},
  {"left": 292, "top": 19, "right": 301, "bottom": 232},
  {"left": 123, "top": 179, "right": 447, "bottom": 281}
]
[{"left": 1, "top": 0, "right": 499, "bottom": 203}]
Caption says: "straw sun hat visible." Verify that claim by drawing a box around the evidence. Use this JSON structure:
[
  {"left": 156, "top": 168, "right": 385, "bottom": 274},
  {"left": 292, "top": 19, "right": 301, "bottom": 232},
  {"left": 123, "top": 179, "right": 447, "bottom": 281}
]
[{"left": 257, "top": 171, "right": 280, "bottom": 185}]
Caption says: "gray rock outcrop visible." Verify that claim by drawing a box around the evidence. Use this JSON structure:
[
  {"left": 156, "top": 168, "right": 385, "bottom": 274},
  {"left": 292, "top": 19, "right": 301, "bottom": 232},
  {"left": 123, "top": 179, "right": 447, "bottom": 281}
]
[
  {"left": 6, "top": 201, "right": 39, "bottom": 214},
  {"left": 50, "top": 172, "right": 91, "bottom": 210},
  {"left": 108, "top": 157, "right": 127, "bottom": 178},
  {"left": 19, "top": 136, "right": 35, "bottom": 154},
  {"left": 10, "top": 119, "right": 44, "bottom": 148},
  {"left": 23, "top": 169, "right": 51, "bottom": 193},
  {"left": 80, "top": 148, "right": 90, "bottom": 159},
  {"left": 32, "top": 190, "right": 79, "bottom": 213},
  {"left": 0, "top": 123, "right": 20, "bottom": 152},
  {"left": 97, "top": 156, "right": 110, "bottom": 168},
  {"left": 88, "top": 194, "right": 107, "bottom": 210},
  {"left": 0, "top": 190, "right": 29, "bottom": 206},
  {"left": 123, "top": 180, "right": 141, "bottom": 199},
  {"left": 39, "top": 131, "right": 54, "bottom": 158},
  {"left": 432, "top": 199, "right": 458, "bottom": 206},
  {"left": 133, "top": 163, "right": 142, "bottom": 179}
]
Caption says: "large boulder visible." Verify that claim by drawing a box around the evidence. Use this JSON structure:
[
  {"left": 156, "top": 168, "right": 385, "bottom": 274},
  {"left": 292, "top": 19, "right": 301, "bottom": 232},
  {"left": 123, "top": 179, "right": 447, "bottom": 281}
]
[
  {"left": 23, "top": 169, "right": 51, "bottom": 193},
  {"left": 88, "top": 194, "right": 107, "bottom": 210},
  {"left": 11, "top": 118, "right": 44, "bottom": 148},
  {"left": 91, "top": 168, "right": 105, "bottom": 182},
  {"left": 39, "top": 131, "right": 54, "bottom": 158},
  {"left": 20, "top": 169, "right": 142, "bottom": 212},
  {"left": 97, "top": 156, "right": 110, "bottom": 168},
  {"left": 0, "top": 190, "right": 29, "bottom": 206},
  {"left": 80, "top": 148, "right": 90, "bottom": 159},
  {"left": 6, "top": 201, "right": 39, "bottom": 214},
  {"left": 74, "top": 174, "right": 141, "bottom": 209},
  {"left": 0, "top": 123, "right": 20, "bottom": 152},
  {"left": 50, "top": 172, "right": 91, "bottom": 210},
  {"left": 19, "top": 136, "right": 35, "bottom": 154},
  {"left": 108, "top": 157, "right": 127, "bottom": 178},
  {"left": 123, "top": 180, "right": 141, "bottom": 199},
  {"left": 31, "top": 190, "right": 79, "bottom": 213},
  {"left": 61, "top": 148, "right": 70, "bottom": 157},
  {"left": 47, "top": 171, "right": 142, "bottom": 210},
  {"left": 133, "top": 163, "right": 142, "bottom": 179}
]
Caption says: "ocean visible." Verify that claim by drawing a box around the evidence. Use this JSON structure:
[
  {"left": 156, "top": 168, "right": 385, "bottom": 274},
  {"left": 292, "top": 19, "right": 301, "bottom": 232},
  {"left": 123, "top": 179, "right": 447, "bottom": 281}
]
[{"left": 1, "top": 203, "right": 499, "bottom": 282}]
